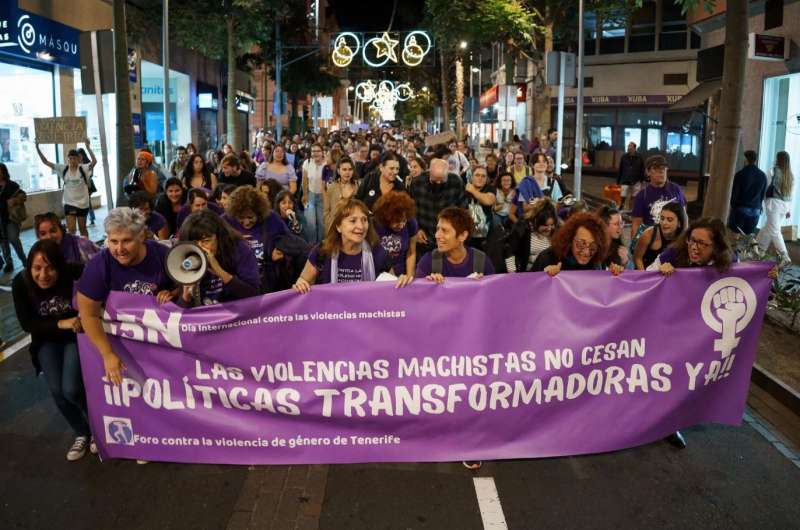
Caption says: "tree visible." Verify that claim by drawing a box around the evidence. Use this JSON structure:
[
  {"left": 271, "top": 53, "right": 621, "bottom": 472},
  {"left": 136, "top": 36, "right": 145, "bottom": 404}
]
[
  {"left": 701, "top": 0, "right": 747, "bottom": 220},
  {"left": 426, "top": 0, "right": 540, "bottom": 138},
  {"left": 170, "top": 0, "right": 275, "bottom": 150},
  {"left": 113, "top": 0, "right": 134, "bottom": 206}
]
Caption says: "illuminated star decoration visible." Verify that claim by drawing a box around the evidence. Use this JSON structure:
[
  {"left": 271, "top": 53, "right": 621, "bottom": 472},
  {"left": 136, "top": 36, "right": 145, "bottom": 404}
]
[{"left": 372, "top": 32, "right": 399, "bottom": 64}]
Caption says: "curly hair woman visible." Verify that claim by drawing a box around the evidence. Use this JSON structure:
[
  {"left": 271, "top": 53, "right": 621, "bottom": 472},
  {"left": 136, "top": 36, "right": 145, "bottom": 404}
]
[{"left": 531, "top": 212, "right": 617, "bottom": 275}]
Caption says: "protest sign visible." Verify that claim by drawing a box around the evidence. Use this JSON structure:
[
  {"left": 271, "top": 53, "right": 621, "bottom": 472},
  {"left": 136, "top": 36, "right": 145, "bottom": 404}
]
[
  {"left": 79, "top": 263, "right": 772, "bottom": 465},
  {"left": 33, "top": 116, "right": 87, "bottom": 144}
]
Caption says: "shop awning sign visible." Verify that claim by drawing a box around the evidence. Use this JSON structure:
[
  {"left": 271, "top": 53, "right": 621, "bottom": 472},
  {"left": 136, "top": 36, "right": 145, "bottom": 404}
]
[{"left": 0, "top": 5, "right": 80, "bottom": 68}]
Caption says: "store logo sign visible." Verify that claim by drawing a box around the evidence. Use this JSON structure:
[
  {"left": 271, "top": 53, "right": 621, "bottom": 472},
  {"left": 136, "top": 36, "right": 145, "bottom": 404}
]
[{"left": 0, "top": 6, "right": 80, "bottom": 68}]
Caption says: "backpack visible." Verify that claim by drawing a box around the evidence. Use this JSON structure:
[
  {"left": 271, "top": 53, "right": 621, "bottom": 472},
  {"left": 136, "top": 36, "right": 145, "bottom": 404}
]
[
  {"left": 62, "top": 165, "right": 94, "bottom": 193},
  {"left": 431, "top": 248, "right": 486, "bottom": 275}
]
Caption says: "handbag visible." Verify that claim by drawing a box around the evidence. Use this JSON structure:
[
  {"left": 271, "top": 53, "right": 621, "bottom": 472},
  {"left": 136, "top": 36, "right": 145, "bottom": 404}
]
[{"left": 7, "top": 189, "right": 27, "bottom": 224}]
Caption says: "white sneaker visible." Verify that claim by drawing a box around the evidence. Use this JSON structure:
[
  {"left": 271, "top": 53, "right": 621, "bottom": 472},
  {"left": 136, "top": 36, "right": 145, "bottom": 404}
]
[
  {"left": 89, "top": 436, "right": 97, "bottom": 454},
  {"left": 136, "top": 459, "right": 149, "bottom": 465},
  {"left": 67, "top": 436, "right": 89, "bottom": 461}
]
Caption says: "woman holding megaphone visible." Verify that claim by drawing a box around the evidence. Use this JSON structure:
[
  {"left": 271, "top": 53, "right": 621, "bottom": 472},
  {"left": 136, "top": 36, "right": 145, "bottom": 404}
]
[{"left": 176, "top": 210, "right": 260, "bottom": 306}]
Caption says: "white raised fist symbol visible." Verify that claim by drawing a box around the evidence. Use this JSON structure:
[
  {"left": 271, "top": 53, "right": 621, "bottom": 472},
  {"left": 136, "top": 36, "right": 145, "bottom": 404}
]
[{"left": 701, "top": 278, "right": 757, "bottom": 359}]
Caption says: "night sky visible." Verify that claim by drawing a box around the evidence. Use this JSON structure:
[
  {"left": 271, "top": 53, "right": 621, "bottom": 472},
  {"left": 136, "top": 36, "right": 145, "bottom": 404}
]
[{"left": 328, "top": 0, "right": 426, "bottom": 32}]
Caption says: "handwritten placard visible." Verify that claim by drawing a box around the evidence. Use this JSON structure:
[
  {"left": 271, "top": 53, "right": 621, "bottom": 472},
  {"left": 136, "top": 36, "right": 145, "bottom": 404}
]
[{"left": 34, "top": 117, "right": 87, "bottom": 144}]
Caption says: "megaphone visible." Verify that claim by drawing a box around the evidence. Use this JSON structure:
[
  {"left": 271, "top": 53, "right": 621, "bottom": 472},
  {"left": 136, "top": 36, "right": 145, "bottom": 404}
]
[{"left": 166, "top": 242, "right": 207, "bottom": 285}]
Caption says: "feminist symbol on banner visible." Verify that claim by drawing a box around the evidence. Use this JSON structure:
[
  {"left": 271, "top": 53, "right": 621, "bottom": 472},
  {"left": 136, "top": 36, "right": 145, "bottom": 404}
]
[{"left": 701, "top": 277, "right": 757, "bottom": 359}]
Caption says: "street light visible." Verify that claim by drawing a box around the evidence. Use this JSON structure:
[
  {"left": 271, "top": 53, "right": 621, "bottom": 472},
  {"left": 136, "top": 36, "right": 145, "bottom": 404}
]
[
  {"left": 459, "top": 41, "right": 468, "bottom": 49},
  {"left": 421, "top": 86, "right": 429, "bottom": 92}
]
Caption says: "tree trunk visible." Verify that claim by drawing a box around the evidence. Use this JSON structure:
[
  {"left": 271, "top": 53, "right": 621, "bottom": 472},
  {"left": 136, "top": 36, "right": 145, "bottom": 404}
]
[
  {"left": 455, "top": 56, "right": 464, "bottom": 140},
  {"left": 226, "top": 16, "right": 239, "bottom": 150},
  {"left": 113, "top": 0, "right": 134, "bottom": 207},
  {"left": 703, "top": 0, "right": 747, "bottom": 220},
  {"left": 439, "top": 49, "right": 450, "bottom": 132}
]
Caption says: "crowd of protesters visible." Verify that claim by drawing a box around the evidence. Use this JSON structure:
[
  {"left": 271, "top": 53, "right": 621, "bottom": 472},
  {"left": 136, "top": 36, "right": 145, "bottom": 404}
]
[{"left": 4, "top": 125, "right": 788, "bottom": 465}]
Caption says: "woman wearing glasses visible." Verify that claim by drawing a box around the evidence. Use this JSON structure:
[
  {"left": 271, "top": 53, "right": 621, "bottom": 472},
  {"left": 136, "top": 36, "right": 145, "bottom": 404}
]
[
  {"left": 531, "top": 212, "right": 620, "bottom": 275},
  {"left": 647, "top": 217, "right": 732, "bottom": 275}
]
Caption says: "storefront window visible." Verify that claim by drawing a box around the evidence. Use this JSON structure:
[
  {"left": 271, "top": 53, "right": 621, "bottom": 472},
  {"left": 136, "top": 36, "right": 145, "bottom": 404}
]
[
  {"left": 0, "top": 59, "right": 58, "bottom": 192},
  {"left": 760, "top": 73, "right": 800, "bottom": 226},
  {"left": 74, "top": 72, "right": 117, "bottom": 206},
  {"left": 141, "top": 61, "right": 191, "bottom": 163}
]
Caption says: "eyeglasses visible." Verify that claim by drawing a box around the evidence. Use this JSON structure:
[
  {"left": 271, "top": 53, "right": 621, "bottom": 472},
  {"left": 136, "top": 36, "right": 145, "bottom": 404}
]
[
  {"left": 687, "top": 237, "right": 712, "bottom": 250},
  {"left": 573, "top": 239, "right": 598, "bottom": 254}
]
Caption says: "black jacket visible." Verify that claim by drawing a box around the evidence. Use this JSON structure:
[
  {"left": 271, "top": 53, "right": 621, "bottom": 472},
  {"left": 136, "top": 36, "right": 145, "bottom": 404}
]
[{"left": 618, "top": 153, "right": 645, "bottom": 185}]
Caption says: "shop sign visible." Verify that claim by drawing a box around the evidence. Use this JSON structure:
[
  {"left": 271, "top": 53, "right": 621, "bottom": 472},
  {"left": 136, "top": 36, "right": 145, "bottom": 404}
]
[
  {"left": 748, "top": 33, "right": 788, "bottom": 61},
  {"left": 480, "top": 86, "right": 499, "bottom": 109},
  {"left": 0, "top": 4, "right": 80, "bottom": 68},
  {"left": 516, "top": 83, "right": 527, "bottom": 102},
  {"left": 33, "top": 116, "right": 87, "bottom": 144},
  {"left": 550, "top": 95, "right": 683, "bottom": 106}
]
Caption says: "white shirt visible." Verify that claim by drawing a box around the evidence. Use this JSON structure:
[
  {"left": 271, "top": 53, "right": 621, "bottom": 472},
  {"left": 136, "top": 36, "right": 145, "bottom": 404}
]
[
  {"left": 303, "top": 159, "right": 325, "bottom": 194},
  {"left": 54, "top": 163, "right": 92, "bottom": 208}
]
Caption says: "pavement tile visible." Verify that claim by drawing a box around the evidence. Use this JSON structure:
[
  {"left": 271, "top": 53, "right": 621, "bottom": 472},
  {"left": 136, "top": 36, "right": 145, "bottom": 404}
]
[
  {"left": 285, "top": 465, "right": 310, "bottom": 490},
  {"left": 226, "top": 511, "right": 252, "bottom": 530},
  {"left": 250, "top": 487, "right": 283, "bottom": 527},
  {"left": 294, "top": 514, "right": 320, "bottom": 530},
  {"left": 273, "top": 487, "right": 305, "bottom": 528}
]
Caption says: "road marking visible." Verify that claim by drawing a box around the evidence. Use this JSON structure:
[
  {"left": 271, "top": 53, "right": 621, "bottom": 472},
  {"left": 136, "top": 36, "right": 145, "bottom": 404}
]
[
  {"left": 473, "top": 477, "right": 508, "bottom": 530},
  {"left": 0, "top": 335, "right": 31, "bottom": 362}
]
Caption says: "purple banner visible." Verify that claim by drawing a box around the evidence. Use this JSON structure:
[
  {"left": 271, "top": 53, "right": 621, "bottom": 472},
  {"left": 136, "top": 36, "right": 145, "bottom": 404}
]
[{"left": 79, "top": 263, "right": 772, "bottom": 465}]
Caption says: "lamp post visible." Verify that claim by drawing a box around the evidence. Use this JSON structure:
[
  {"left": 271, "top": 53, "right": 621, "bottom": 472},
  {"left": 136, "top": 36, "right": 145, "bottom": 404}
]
[{"left": 573, "top": 0, "right": 585, "bottom": 199}]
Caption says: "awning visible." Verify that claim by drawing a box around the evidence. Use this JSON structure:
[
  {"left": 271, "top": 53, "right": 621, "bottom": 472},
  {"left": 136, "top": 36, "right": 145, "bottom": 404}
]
[{"left": 667, "top": 79, "right": 722, "bottom": 110}]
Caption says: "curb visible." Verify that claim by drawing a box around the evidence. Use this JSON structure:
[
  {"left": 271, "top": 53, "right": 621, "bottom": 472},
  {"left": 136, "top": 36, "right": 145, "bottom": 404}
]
[{"left": 752, "top": 363, "right": 800, "bottom": 417}]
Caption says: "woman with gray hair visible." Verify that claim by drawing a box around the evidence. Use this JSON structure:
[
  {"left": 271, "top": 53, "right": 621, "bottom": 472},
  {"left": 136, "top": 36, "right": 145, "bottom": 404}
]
[{"left": 77, "top": 207, "right": 175, "bottom": 386}]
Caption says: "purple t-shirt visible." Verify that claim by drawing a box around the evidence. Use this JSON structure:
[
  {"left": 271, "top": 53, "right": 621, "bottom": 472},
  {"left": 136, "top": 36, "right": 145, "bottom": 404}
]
[
  {"left": 224, "top": 212, "right": 288, "bottom": 274},
  {"left": 78, "top": 239, "right": 173, "bottom": 301},
  {"left": 197, "top": 239, "right": 260, "bottom": 305},
  {"left": 60, "top": 233, "right": 99, "bottom": 264},
  {"left": 415, "top": 247, "right": 495, "bottom": 278},
  {"left": 632, "top": 182, "right": 687, "bottom": 226},
  {"left": 147, "top": 212, "right": 167, "bottom": 236},
  {"left": 375, "top": 218, "right": 418, "bottom": 275},
  {"left": 307, "top": 244, "right": 389, "bottom": 284}
]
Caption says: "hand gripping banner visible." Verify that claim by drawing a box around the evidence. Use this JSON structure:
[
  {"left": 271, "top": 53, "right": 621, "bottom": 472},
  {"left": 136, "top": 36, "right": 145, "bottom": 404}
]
[{"left": 78, "top": 263, "right": 772, "bottom": 465}]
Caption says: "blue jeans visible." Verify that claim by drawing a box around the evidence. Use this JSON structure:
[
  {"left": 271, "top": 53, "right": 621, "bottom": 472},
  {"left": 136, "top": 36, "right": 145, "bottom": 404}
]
[
  {"left": 38, "top": 341, "right": 90, "bottom": 437},
  {"left": 0, "top": 221, "right": 26, "bottom": 265},
  {"left": 304, "top": 192, "right": 325, "bottom": 243},
  {"left": 728, "top": 207, "right": 761, "bottom": 236}
]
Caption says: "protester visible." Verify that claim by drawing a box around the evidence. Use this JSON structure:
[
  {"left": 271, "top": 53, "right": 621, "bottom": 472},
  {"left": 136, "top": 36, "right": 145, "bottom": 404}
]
[
  {"left": 532, "top": 212, "right": 614, "bottom": 275},
  {"left": 77, "top": 208, "right": 175, "bottom": 388},
  {"left": 650, "top": 217, "right": 732, "bottom": 275},
  {"left": 224, "top": 185, "right": 287, "bottom": 277},
  {"left": 493, "top": 172, "right": 518, "bottom": 227},
  {"left": 465, "top": 166, "right": 497, "bottom": 251},
  {"left": 34, "top": 212, "right": 99, "bottom": 264},
  {"left": 504, "top": 198, "right": 558, "bottom": 273},
  {"left": 12, "top": 239, "right": 92, "bottom": 461},
  {"left": 182, "top": 153, "right": 217, "bottom": 191},
  {"left": 373, "top": 190, "right": 418, "bottom": 282},
  {"left": 275, "top": 190, "right": 305, "bottom": 238},
  {"left": 383, "top": 137, "right": 410, "bottom": 181},
  {"left": 129, "top": 191, "right": 170, "bottom": 240},
  {"left": 35, "top": 139, "right": 96, "bottom": 237},
  {"left": 510, "top": 151, "right": 532, "bottom": 184},
  {"left": 0, "top": 162, "right": 28, "bottom": 272},
  {"left": 485, "top": 153, "right": 500, "bottom": 184},
  {"left": 218, "top": 155, "right": 256, "bottom": 188},
  {"left": 406, "top": 156, "right": 427, "bottom": 189},
  {"left": 256, "top": 144, "right": 297, "bottom": 193},
  {"left": 597, "top": 205, "right": 631, "bottom": 269},
  {"left": 756, "top": 151, "right": 794, "bottom": 264},
  {"left": 123, "top": 149, "right": 168, "bottom": 195},
  {"left": 447, "top": 140, "right": 469, "bottom": 181},
  {"left": 415, "top": 206, "right": 495, "bottom": 282},
  {"left": 630, "top": 155, "right": 687, "bottom": 238},
  {"left": 324, "top": 157, "right": 359, "bottom": 230},
  {"left": 293, "top": 198, "right": 399, "bottom": 291},
  {"left": 302, "top": 143, "right": 327, "bottom": 243},
  {"left": 514, "top": 159, "right": 545, "bottom": 217},
  {"left": 169, "top": 146, "right": 189, "bottom": 177},
  {"left": 356, "top": 152, "right": 406, "bottom": 212},
  {"left": 154, "top": 177, "right": 186, "bottom": 238},
  {"left": 212, "top": 183, "right": 238, "bottom": 211},
  {"left": 617, "top": 142, "right": 645, "bottom": 210},
  {"left": 633, "top": 202, "right": 687, "bottom": 270},
  {"left": 75, "top": 148, "right": 97, "bottom": 226},
  {"left": 409, "top": 158, "right": 466, "bottom": 256},
  {"left": 175, "top": 188, "right": 212, "bottom": 231},
  {"left": 177, "top": 210, "right": 260, "bottom": 306}
]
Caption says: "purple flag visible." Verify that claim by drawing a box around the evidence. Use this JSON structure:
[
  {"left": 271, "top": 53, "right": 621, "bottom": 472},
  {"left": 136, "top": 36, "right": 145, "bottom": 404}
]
[{"left": 79, "top": 263, "right": 772, "bottom": 465}]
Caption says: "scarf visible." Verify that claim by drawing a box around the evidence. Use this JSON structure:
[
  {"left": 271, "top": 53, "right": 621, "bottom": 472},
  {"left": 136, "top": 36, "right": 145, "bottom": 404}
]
[{"left": 330, "top": 240, "right": 375, "bottom": 283}]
